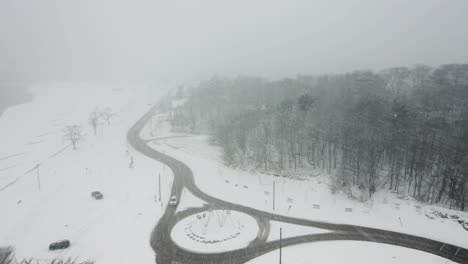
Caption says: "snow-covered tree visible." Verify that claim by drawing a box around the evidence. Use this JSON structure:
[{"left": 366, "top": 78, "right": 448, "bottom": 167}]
[
  {"left": 63, "top": 125, "right": 84, "bottom": 150},
  {"left": 89, "top": 108, "right": 100, "bottom": 136},
  {"left": 100, "top": 107, "right": 115, "bottom": 125}
]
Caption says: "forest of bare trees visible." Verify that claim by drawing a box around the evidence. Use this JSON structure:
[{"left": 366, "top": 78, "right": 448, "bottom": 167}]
[{"left": 169, "top": 64, "right": 468, "bottom": 210}]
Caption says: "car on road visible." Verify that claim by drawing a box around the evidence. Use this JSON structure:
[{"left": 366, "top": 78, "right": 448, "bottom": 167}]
[
  {"left": 49, "top": 240, "right": 70, "bottom": 250},
  {"left": 169, "top": 196, "right": 178, "bottom": 206},
  {"left": 91, "top": 191, "right": 103, "bottom": 200}
]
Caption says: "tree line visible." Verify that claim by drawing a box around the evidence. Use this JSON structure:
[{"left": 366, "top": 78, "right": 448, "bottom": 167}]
[{"left": 169, "top": 64, "right": 468, "bottom": 210}]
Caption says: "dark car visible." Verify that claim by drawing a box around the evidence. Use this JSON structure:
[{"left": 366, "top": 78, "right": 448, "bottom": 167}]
[
  {"left": 49, "top": 240, "right": 70, "bottom": 250},
  {"left": 91, "top": 191, "right": 103, "bottom": 200}
]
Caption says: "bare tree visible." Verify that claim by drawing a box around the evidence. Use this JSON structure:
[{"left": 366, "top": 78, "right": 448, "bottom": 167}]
[
  {"left": 169, "top": 64, "right": 468, "bottom": 208},
  {"left": 63, "top": 125, "right": 84, "bottom": 150},
  {"left": 100, "top": 107, "right": 115, "bottom": 125},
  {"left": 89, "top": 108, "right": 100, "bottom": 135}
]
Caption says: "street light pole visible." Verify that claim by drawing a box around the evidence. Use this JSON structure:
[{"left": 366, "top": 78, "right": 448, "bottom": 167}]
[
  {"left": 150, "top": 114, "right": 154, "bottom": 133},
  {"left": 279, "top": 227, "right": 282, "bottom": 264},
  {"left": 273, "top": 180, "right": 276, "bottom": 211},
  {"left": 158, "top": 173, "right": 161, "bottom": 201},
  {"left": 35, "top": 164, "right": 41, "bottom": 192}
]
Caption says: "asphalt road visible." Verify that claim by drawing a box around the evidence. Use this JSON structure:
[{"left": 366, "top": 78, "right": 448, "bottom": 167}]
[{"left": 128, "top": 106, "right": 468, "bottom": 264}]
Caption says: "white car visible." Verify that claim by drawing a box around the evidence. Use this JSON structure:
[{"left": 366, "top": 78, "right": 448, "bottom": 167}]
[{"left": 169, "top": 196, "right": 178, "bottom": 206}]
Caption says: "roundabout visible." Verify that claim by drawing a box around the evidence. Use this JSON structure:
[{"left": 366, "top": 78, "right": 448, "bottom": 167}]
[
  {"left": 128, "top": 106, "right": 468, "bottom": 264},
  {"left": 171, "top": 209, "right": 259, "bottom": 253}
]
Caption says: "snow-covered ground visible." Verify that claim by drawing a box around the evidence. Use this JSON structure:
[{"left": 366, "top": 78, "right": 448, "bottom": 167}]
[
  {"left": 0, "top": 84, "right": 170, "bottom": 263},
  {"left": 176, "top": 189, "right": 207, "bottom": 212},
  {"left": 142, "top": 116, "right": 468, "bottom": 252},
  {"left": 3, "top": 87, "right": 464, "bottom": 264},
  {"left": 267, "top": 221, "right": 329, "bottom": 242},
  {"left": 245, "top": 241, "right": 455, "bottom": 264}
]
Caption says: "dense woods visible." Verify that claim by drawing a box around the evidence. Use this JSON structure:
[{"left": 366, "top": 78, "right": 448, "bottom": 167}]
[{"left": 169, "top": 64, "right": 468, "bottom": 210}]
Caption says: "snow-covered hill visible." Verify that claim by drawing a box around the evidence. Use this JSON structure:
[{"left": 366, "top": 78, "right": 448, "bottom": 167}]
[
  {"left": 143, "top": 113, "right": 468, "bottom": 251},
  {"left": 0, "top": 84, "right": 170, "bottom": 263}
]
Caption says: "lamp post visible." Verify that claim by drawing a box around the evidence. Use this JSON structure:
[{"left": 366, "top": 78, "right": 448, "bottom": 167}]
[
  {"left": 158, "top": 173, "right": 161, "bottom": 201},
  {"left": 273, "top": 180, "right": 276, "bottom": 211},
  {"left": 35, "top": 164, "right": 41, "bottom": 192},
  {"left": 279, "top": 227, "right": 282, "bottom": 264}
]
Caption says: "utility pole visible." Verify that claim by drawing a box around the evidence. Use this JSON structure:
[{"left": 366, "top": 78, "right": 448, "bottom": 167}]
[
  {"left": 273, "top": 180, "right": 276, "bottom": 211},
  {"left": 158, "top": 173, "right": 162, "bottom": 201},
  {"left": 35, "top": 164, "right": 41, "bottom": 192},
  {"left": 279, "top": 227, "right": 282, "bottom": 264},
  {"left": 150, "top": 114, "right": 153, "bottom": 132}
]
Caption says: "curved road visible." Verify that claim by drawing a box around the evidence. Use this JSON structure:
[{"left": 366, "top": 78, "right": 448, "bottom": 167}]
[{"left": 128, "top": 106, "right": 468, "bottom": 264}]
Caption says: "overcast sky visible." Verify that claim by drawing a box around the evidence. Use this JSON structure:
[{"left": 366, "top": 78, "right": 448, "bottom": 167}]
[{"left": 1, "top": 0, "right": 468, "bottom": 83}]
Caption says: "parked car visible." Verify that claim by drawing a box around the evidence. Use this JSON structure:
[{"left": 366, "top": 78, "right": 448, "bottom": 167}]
[
  {"left": 169, "top": 196, "right": 178, "bottom": 206},
  {"left": 91, "top": 191, "right": 103, "bottom": 200},
  {"left": 49, "top": 240, "right": 70, "bottom": 250}
]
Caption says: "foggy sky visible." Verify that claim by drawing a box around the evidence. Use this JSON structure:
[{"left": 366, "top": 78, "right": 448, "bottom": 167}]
[{"left": 1, "top": 0, "right": 468, "bottom": 83}]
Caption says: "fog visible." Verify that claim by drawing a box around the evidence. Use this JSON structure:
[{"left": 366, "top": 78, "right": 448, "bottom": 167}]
[{"left": 1, "top": 0, "right": 468, "bottom": 83}]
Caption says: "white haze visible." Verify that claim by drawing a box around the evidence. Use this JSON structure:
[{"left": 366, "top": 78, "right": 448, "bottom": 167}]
[{"left": 1, "top": 0, "right": 468, "bottom": 83}]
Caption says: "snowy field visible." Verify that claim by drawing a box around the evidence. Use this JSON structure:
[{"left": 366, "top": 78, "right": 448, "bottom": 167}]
[
  {"left": 267, "top": 221, "right": 329, "bottom": 242},
  {"left": 142, "top": 116, "right": 468, "bottom": 252},
  {"left": 2, "top": 87, "right": 465, "bottom": 264},
  {"left": 245, "top": 241, "right": 454, "bottom": 264},
  {"left": 0, "top": 84, "right": 171, "bottom": 263}
]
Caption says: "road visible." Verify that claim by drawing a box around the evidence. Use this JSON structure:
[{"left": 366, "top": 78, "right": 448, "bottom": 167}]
[{"left": 127, "top": 106, "right": 468, "bottom": 264}]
